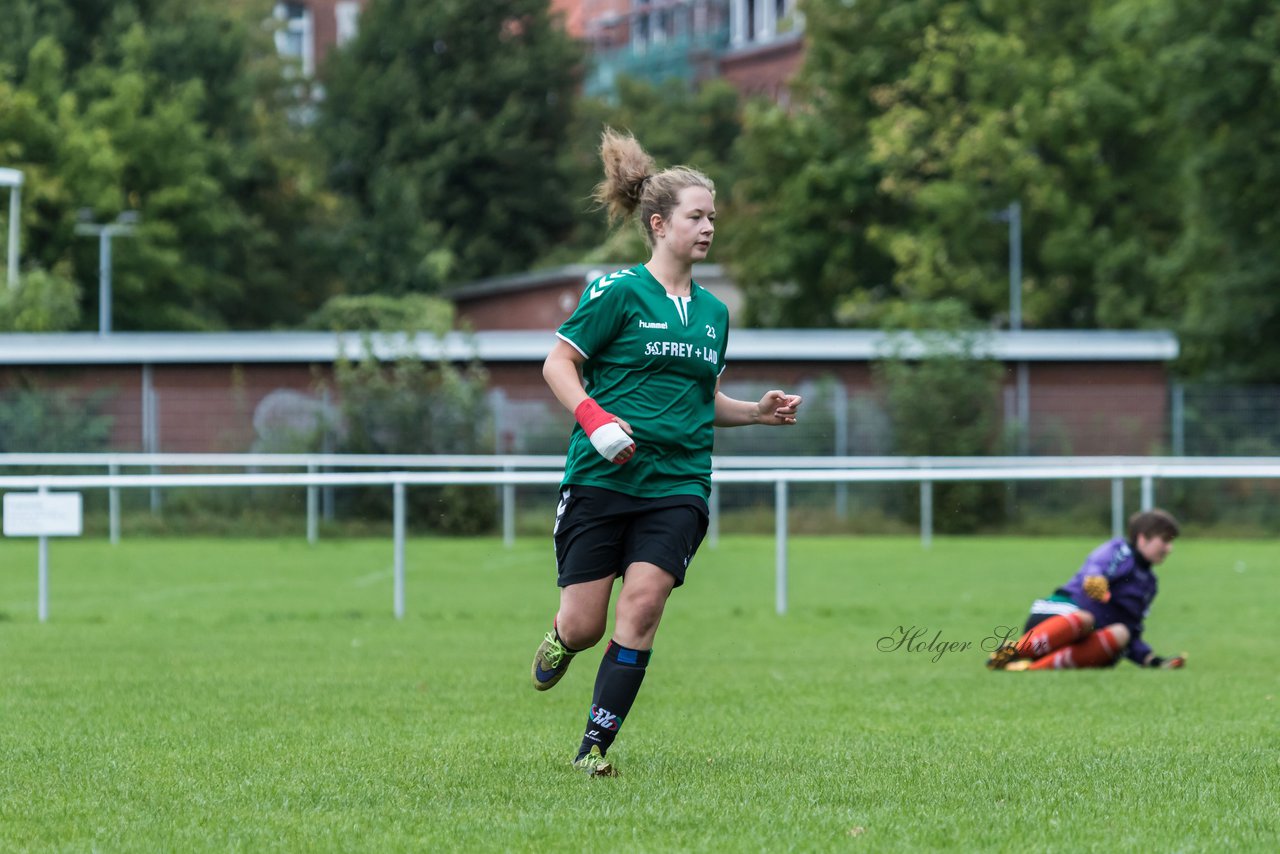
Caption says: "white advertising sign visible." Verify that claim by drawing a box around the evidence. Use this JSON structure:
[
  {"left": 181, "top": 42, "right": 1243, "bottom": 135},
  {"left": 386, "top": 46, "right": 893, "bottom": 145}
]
[{"left": 3, "top": 492, "right": 84, "bottom": 537}]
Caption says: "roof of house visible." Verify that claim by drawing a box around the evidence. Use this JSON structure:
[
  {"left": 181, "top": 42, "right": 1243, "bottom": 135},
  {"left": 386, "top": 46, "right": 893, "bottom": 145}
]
[{"left": 0, "top": 328, "right": 1178, "bottom": 366}]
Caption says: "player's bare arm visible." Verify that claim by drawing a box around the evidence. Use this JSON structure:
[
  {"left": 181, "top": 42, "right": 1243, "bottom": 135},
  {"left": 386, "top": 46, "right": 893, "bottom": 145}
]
[{"left": 713, "top": 379, "right": 802, "bottom": 427}]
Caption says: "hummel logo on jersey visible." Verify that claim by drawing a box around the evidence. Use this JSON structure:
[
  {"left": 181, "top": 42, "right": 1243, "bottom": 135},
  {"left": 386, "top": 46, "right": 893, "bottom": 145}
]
[
  {"left": 638, "top": 319, "right": 668, "bottom": 329},
  {"left": 590, "top": 704, "right": 620, "bottom": 731},
  {"left": 588, "top": 269, "right": 636, "bottom": 300}
]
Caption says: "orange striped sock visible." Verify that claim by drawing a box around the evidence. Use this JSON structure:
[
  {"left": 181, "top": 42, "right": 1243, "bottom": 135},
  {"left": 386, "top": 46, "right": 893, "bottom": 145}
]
[
  {"left": 1015, "top": 611, "right": 1091, "bottom": 659},
  {"left": 1028, "top": 626, "right": 1124, "bottom": 670}
]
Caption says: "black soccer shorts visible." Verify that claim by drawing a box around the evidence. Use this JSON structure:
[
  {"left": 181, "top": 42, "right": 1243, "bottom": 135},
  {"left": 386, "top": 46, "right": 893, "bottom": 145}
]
[{"left": 552, "top": 485, "right": 709, "bottom": 588}]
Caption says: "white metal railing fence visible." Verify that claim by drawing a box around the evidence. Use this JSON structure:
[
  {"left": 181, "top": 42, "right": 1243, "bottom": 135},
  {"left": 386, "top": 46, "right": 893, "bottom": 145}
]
[
  {"left": 5, "top": 452, "right": 1277, "bottom": 547},
  {"left": 4, "top": 458, "right": 1280, "bottom": 620}
]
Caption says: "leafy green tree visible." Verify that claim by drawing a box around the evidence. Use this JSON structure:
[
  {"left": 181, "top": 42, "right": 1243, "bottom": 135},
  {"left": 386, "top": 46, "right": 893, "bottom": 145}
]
[
  {"left": 319, "top": 0, "right": 582, "bottom": 295},
  {"left": 0, "top": 382, "right": 113, "bottom": 452},
  {"left": 330, "top": 339, "right": 496, "bottom": 534},
  {"left": 302, "top": 294, "right": 455, "bottom": 335},
  {"left": 728, "top": 0, "right": 1184, "bottom": 332},
  {"left": 1, "top": 1, "right": 343, "bottom": 331},
  {"left": 1134, "top": 0, "right": 1280, "bottom": 381},
  {"left": 547, "top": 76, "right": 746, "bottom": 266},
  {"left": 723, "top": 0, "right": 918, "bottom": 327},
  {"left": 873, "top": 300, "right": 1004, "bottom": 531},
  {"left": 865, "top": 1, "right": 1184, "bottom": 330},
  {"left": 0, "top": 265, "right": 81, "bottom": 331}
]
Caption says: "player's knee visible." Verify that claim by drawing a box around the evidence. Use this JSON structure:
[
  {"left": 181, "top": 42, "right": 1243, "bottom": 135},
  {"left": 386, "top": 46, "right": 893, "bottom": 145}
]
[
  {"left": 616, "top": 595, "right": 665, "bottom": 638},
  {"left": 1103, "top": 623, "right": 1130, "bottom": 648},
  {"left": 1076, "top": 609, "right": 1096, "bottom": 632},
  {"left": 624, "top": 596, "right": 664, "bottom": 629}
]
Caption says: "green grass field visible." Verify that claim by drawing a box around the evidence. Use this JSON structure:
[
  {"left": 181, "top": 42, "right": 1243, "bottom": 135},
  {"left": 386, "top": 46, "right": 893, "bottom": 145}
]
[{"left": 1, "top": 534, "right": 1276, "bottom": 852}]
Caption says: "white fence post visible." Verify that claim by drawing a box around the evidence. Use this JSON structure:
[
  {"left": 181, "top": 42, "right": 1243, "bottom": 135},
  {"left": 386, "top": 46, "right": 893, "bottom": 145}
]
[
  {"left": 37, "top": 484, "right": 49, "bottom": 623},
  {"left": 832, "top": 382, "right": 849, "bottom": 520},
  {"left": 502, "top": 462, "right": 515, "bottom": 548},
  {"left": 393, "top": 480, "right": 406, "bottom": 620},
  {"left": 1111, "top": 478, "right": 1124, "bottom": 539},
  {"left": 306, "top": 463, "right": 318, "bottom": 545},
  {"left": 921, "top": 480, "right": 933, "bottom": 550},
  {"left": 775, "top": 478, "right": 788, "bottom": 615},
  {"left": 707, "top": 482, "right": 720, "bottom": 548},
  {"left": 108, "top": 461, "right": 120, "bottom": 545}
]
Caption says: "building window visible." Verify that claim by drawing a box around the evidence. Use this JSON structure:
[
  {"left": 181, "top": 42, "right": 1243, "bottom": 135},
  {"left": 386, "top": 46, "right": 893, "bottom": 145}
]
[
  {"left": 335, "top": 2, "right": 361, "bottom": 46},
  {"left": 274, "top": 2, "right": 315, "bottom": 77},
  {"left": 631, "top": 7, "right": 649, "bottom": 54},
  {"left": 730, "top": 0, "right": 802, "bottom": 46}
]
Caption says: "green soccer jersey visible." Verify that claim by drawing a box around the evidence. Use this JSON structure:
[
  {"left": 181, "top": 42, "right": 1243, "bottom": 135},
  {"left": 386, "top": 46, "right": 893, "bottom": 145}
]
[{"left": 556, "top": 264, "right": 730, "bottom": 499}]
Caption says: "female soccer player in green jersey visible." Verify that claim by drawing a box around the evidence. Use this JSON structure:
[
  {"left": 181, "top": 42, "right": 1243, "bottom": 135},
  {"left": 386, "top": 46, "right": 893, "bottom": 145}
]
[{"left": 530, "top": 128, "right": 804, "bottom": 777}]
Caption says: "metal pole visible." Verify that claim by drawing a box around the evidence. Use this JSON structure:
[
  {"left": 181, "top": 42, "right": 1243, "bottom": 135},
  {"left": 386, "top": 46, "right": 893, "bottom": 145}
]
[
  {"left": 393, "top": 480, "right": 405, "bottom": 619},
  {"left": 1008, "top": 201, "right": 1022, "bottom": 332},
  {"left": 142, "top": 369, "right": 161, "bottom": 516},
  {"left": 921, "top": 481, "right": 931, "bottom": 547},
  {"left": 1016, "top": 361, "right": 1030, "bottom": 455},
  {"left": 920, "top": 479, "right": 933, "bottom": 550},
  {"left": 320, "top": 387, "right": 334, "bottom": 521},
  {"left": 109, "top": 462, "right": 120, "bottom": 545},
  {"left": 1141, "top": 475, "right": 1154, "bottom": 511},
  {"left": 38, "top": 535, "right": 49, "bottom": 622},
  {"left": 832, "top": 382, "right": 848, "bottom": 520},
  {"left": 707, "top": 482, "right": 719, "bottom": 548},
  {"left": 7, "top": 185, "right": 19, "bottom": 288},
  {"left": 1171, "top": 383, "right": 1185, "bottom": 456},
  {"left": 151, "top": 384, "right": 161, "bottom": 515},
  {"left": 38, "top": 484, "right": 49, "bottom": 622},
  {"left": 502, "top": 464, "right": 515, "bottom": 548},
  {"left": 1111, "top": 478, "right": 1124, "bottom": 540},
  {"left": 774, "top": 479, "right": 788, "bottom": 615},
  {"left": 306, "top": 463, "right": 318, "bottom": 544},
  {"left": 99, "top": 230, "right": 112, "bottom": 335}
]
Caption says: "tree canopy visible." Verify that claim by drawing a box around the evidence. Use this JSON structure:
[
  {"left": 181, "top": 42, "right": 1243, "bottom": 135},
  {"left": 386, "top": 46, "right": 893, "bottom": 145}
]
[
  {"left": 0, "top": 0, "right": 343, "bottom": 330},
  {"left": 3, "top": 0, "right": 1279, "bottom": 380},
  {"left": 317, "top": 0, "right": 582, "bottom": 295},
  {"left": 727, "top": 0, "right": 1280, "bottom": 379}
]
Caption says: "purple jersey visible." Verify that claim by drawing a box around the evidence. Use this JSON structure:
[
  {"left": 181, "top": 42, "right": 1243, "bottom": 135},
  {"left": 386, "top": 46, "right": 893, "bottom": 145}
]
[{"left": 1057, "top": 538, "right": 1158, "bottom": 665}]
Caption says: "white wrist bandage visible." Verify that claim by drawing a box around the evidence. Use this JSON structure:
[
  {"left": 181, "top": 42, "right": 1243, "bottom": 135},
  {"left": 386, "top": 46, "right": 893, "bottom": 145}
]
[{"left": 588, "top": 421, "right": 634, "bottom": 462}]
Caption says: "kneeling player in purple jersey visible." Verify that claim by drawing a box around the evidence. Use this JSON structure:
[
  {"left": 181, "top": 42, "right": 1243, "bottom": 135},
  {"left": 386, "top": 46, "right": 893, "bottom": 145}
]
[
  {"left": 987, "top": 509, "right": 1187, "bottom": 672},
  {"left": 529, "top": 128, "right": 803, "bottom": 777}
]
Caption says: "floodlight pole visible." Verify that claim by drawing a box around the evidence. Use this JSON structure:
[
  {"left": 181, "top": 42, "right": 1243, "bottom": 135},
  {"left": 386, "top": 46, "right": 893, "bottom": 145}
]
[
  {"left": 75, "top": 211, "right": 139, "bottom": 335},
  {"left": 1007, "top": 201, "right": 1022, "bottom": 332},
  {"left": 992, "top": 201, "right": 1022, "bottom": 331},
  {"left": 992, "top": 201, "right": 1028, "bottom": 453},
  {"left": 0, "top": 167, "right": 23, "bottom": 289}
]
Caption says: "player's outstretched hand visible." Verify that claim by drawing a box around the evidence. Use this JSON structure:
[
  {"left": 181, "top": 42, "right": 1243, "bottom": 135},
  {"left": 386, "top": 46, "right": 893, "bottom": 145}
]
[
  {"left": 1150, "top": 653, "right": 1187, "bottom": 669},
  {"left": 756, "top": 390, "right": 802, "bottom": 425}
]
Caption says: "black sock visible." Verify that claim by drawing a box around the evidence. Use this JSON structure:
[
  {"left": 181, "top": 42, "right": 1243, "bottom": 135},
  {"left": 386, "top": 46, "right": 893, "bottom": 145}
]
[{"left": 576, "top": 640, "right": 651, "bottom": 760}]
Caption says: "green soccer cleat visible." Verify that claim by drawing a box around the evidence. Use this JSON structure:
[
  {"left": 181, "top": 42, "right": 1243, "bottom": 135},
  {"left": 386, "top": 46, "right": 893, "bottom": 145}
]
[
  {"left": 531, "top": 630, "right": 576, "bottom": 691},
  {"left": 573, "top": 745, "right": 617, "bottom": 778},
  {"left": 986, "top": 642, "right": 1020, "bottom": 671}
]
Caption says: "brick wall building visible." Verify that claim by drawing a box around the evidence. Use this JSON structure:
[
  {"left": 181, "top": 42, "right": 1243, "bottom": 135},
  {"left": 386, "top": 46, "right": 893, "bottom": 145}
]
[{"left": 0, "top": 328, "right": 1178, "bottom": 458}]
